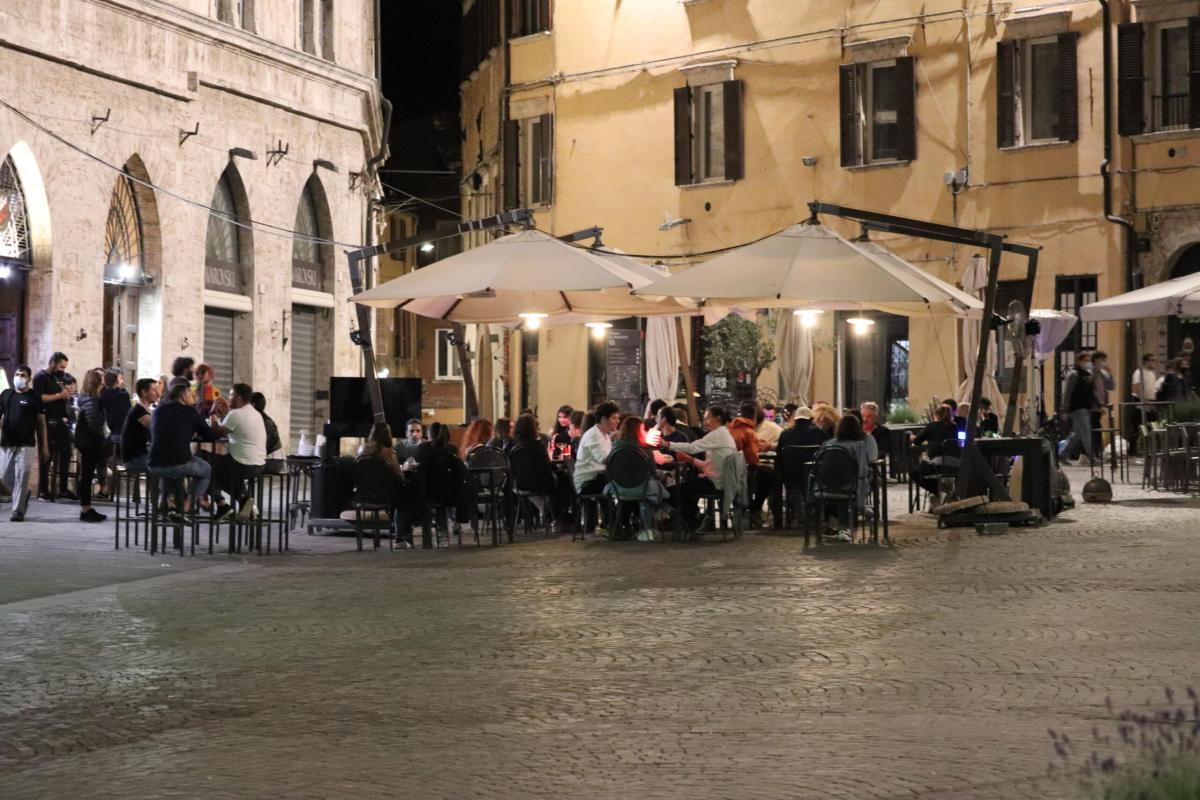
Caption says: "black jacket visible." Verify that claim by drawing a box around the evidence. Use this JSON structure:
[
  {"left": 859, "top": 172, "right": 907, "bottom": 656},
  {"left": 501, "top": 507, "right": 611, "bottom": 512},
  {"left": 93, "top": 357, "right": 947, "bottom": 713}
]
[{"left": 74, "top": 396, "right": 108, "bottom": 452}]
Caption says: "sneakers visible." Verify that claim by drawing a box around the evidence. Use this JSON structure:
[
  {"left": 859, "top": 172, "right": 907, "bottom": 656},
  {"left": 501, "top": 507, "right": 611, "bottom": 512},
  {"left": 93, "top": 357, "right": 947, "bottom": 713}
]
[
  {"left": 234, "top": 498, "right": 256, "bottom": 522},
  {"left": 80, "top": 508, "right": 107, "bottom": 523},
  {"left": 59, "top": 490, "right": 79, "bottom": 502},
  {"left": 636, "top": 529, "right": 657, "bottom": 542},
  {"left": 213, "top": 504, "right": 235, "bottom": 522},
  {"left": 10, "top": 510, "right": 24, "bottom": 522},
  {"left": 822, "top": 529, "right": 852, "bottom": 543}
]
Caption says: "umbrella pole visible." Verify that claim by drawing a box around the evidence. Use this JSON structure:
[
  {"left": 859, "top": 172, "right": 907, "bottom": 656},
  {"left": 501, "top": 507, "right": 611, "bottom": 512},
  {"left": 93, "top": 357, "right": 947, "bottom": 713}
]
[
  {"left": 453, "top": 322, "right": 480, "bottom": 422},
  {"left": 674, "top": 316, "right": 700, "bottom": 426}
]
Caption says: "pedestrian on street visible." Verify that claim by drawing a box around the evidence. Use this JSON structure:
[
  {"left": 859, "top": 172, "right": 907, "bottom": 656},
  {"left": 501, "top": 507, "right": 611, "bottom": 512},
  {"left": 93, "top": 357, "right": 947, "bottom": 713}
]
[
  {"left": 1062, "top": 351, "right": 1098, "bottom": 466},
  {"left": 32, "top": 352, "right": 77, "bottom": 501},
  {"left": 0, "top": 365, "right": 47, "bottom": 521},
  {"left": 73, "top": 369, "right": 109, "bottom": 523},
  {"left": 1091, "top": 351, "right": 1115, "bottom": 457},
  {"left": 1129, "top": 353, "right": 1159, "bottom": 454}
]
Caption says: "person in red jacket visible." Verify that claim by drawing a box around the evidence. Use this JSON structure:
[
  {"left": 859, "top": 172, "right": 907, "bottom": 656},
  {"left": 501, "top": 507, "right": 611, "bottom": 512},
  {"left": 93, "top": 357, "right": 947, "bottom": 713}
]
[{"left": 728, "top": 401, "right": 761, "bottom": 466}]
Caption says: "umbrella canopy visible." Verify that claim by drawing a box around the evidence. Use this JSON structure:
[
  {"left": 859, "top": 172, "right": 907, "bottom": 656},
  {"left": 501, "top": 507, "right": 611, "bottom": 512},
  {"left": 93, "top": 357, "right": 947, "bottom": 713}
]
[
  {"left": 636, "top": 223, "right": 982, "bottom": 318},
  {"left": 1031, "top": 309, "right": 1077, "bottom": 362},
  {"left": 351, "top": 229, "right": 692, "bottom": 323},
  {"left": 1080, "top": 272, "right": 1200, "bottom": 322}
]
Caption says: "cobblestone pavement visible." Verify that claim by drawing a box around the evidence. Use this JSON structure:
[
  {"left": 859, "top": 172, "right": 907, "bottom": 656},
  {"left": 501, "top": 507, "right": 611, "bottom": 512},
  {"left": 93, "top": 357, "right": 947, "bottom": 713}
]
[{"left": 0, "top": 467, "right": 1197, "bottom": 799}]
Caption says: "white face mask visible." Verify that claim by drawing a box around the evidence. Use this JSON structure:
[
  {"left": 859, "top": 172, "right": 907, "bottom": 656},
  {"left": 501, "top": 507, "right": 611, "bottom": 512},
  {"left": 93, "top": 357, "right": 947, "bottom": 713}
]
[{"left": 13, "top": 377, "right": 27, "bottom": 390}]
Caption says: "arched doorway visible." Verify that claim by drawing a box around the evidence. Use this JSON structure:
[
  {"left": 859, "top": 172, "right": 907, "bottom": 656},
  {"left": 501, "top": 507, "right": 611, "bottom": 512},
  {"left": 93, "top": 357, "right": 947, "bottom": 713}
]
[
  {"left": 1167, "top": 243, "right": 1200, "bottom": 362},
  {"left": 204, "top": 164, "right": 254, "bottom": 390},
  {"left": 0, "top": 155, "right": 31, "bottom": 378},
  {"left": 102, "top": 170, "right": 144, "bottom": 383},
  {"left": 288, "top": 175, "right": 334, "bottom": 447}
]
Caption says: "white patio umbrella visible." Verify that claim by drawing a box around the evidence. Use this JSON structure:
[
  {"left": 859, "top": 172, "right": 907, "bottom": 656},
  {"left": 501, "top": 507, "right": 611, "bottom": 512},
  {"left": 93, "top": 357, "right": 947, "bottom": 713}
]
[
  {"left": 955, "top": 255, "right": 1006, "bottom": 418},
  {"left": 776, "top": 311, "right": 813, "bottom": 406},
  {"left": 636, "top": 223, "right": 983, "bottom": 318},
  {"left": 1080, "top": 271, "right": 1200, "bottom": 321},
  {"left": 351, "top": 229, "right": 693, "bottom": 322}
]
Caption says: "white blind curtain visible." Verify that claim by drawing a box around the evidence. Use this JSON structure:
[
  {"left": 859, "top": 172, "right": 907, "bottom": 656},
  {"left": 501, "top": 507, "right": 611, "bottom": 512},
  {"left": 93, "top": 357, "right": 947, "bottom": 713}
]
[
  {"left": 289, "top": 305, "right": 317, "bottom": 449},
  {"left": 776, "top": 311, "right": 813, "bottom": 406},
  {"left": 956, "top": 258, "right": 1007, "bottom": 418},
  {"left": 644, "top": 316, "right": 679, "bottom": 405},
  {"left": 203, "top": 310, "right": 235, "bottom": 387}
]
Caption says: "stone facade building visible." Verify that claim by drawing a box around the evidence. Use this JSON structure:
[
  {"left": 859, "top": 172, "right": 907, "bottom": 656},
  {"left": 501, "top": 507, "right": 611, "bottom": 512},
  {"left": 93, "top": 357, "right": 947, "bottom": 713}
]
[
  {"left": 460, "top": 0, "right": 1200, "bottom": 418},
  {"left": 0, "top": 0, "right": 385, "bottom": 443}
]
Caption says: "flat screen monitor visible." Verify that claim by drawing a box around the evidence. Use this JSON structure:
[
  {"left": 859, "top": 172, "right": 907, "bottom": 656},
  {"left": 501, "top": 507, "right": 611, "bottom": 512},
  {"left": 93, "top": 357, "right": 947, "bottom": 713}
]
[{"left": 328, "top": 377, "right": 422, "bottom": 434}]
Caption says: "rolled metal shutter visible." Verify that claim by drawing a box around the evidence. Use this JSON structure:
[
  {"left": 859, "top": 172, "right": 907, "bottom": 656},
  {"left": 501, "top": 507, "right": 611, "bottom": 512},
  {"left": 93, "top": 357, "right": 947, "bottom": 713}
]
[
  {"left": 203, "top": 309, "right": 235, "bottom": 388},
  {"left": 289, "top": 305, "right": 317, "bottom": 449}
]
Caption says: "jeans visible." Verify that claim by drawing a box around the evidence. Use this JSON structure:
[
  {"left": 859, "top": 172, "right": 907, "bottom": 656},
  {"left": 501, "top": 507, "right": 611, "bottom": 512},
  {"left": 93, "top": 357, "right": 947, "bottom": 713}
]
[
  {"left": 77, "top": 445, "right": 103, "bottom": 507},
  {"left": 39, "top": 419, "right": 71, "bottom": 496},
  {"left": 1064, "top": 408, "right": 1094, "bottom": 461},
  {"left": 124, "top": 455, "right": 148, "bottom": 474},
  {"left": 211, "top": 454, "right": 263, "bottom": 505},
  {"left": 0, "top": 445, "right": 35, "bottom": 504},
  {"left": 148, "top": 457, "right": 212, "bottom": 504}
]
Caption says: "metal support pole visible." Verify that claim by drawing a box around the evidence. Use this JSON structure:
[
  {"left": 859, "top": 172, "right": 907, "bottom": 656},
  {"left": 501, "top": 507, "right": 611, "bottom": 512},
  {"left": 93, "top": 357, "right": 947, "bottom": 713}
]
[
  {"left": 673, "top": 316, "right": 700, "bottom": 426},
  {"left": 955, "top": 239, "right": 1005, "bottom": 498}
]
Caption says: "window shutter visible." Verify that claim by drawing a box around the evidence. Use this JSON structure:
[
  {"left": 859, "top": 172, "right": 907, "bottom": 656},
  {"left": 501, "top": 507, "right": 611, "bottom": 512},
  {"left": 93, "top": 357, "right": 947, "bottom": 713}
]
[
  {"left": 722, "top": 79, "right": 744, "bottom": 181},
  {"left": 503, "top": 118, "right": 520, "bottom": 209},
  {"left": 895, "top": 56, "right": 917, "bottom": 161},
  {"left": 539, "top": 113, "right": 554, "bottom": 204},
  {"left": 996, "top": 41, "right": 1018, "bottom": 148},
  {"left": 1118, "top": 22, "right": 1146, "bottom": 136},
  {"left": 539, "top": 0, "right": 551, "bottom": 32},
  {"left": 1189, "top": 18, "right": 1200, "bottom": 129},
  {"left": 509, "top": 0, "right": 521, "bottom": 39},
  {"left": 1057, "top": 33, "right": 1079, "bottom": 142},
  {"left": 674, "top": 87, "right": 693, "bottom": 186},
  {"left": 839, "top": 64, "right": 861, "bottom": 167}
]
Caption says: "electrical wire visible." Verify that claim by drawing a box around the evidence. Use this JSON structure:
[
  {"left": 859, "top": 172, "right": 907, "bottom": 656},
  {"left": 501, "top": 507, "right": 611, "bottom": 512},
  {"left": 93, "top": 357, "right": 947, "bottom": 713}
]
[{"left": 0, "top": 96, "right": 367, "bottom": 249}]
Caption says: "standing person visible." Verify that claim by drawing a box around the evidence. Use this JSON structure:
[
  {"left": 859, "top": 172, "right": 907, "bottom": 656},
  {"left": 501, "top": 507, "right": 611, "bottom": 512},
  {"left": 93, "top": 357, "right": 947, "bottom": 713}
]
[
  {"left": 1062, "top": 351, "right": 1098, "bottom": 466},
  {"left": 207, "top": 383, "right": 267, "bottom": 521},
  {"left": 148, "top": 380, "right": 217, "bottom": 518},
  {"left": 1091, "top": 351, "right": 1116, "bottom": 456},
  {"left": 98, "top": 370, "right": 131, "bottom": 496},
  {"left": 247, "top": 392, "right": 284, "bottom": 459},
  {"left": 1130, "top": 353, "right": 1159, "bottom": 454},
  {"left": 0, "top": 366, "right": 47, "bottom": 521},
  {"left": 73, "top": 369, "right": 109, "bottom": 522},
  {"left": 121, "top": 378, "right": 159, "bottom": 475},
  {"left": 661, "top": 406, "right": 738, "bottom": 533},
  {"left": 1156, "top": 358, "right": 1189, "bottom": 403},
  {"left": 171, "top": 356, "right": 196, "bottom": 382},
  {"left": 33, "top": 352, "right": 76, "bottom": 501}
]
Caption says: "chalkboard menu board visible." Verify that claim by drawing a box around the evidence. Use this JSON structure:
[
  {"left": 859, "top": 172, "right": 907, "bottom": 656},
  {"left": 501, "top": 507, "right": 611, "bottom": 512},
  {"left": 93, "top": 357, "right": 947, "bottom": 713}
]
[{"left": 606, "top": 328, "right": 642, "bottom": 414}]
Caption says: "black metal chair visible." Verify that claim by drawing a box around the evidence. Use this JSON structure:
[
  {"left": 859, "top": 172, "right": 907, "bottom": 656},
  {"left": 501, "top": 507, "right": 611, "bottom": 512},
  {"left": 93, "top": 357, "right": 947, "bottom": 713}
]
[
  {"left": 779, "top": 445, "right": 820, "bottom": 530},
  {"left": 693, "top": 451, "right": 747, "bottom": 541},
  {"left": 507, "top": 443, "right": 556, "bottom": 538},
  {"left": 605, "top": 446, "right": 659, "bottom": 540},
  {"left": 805, "top": 447, "right": 858, "bottom": 544},
  {"left": 468, "top": 446, "right": 509, "bottom": 546},
  {"left": 344, "top": 456, "right": 395, "bottom": 551}
]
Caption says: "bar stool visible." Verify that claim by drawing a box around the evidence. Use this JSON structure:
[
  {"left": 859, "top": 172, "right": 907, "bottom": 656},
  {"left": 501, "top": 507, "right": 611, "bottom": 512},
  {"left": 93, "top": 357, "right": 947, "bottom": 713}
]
[
  {"left": 146, "top": 475, "right": 198, "bottom": 556},
  {"left": 112, "top": 465, "right": 149, "bottom": 550}
]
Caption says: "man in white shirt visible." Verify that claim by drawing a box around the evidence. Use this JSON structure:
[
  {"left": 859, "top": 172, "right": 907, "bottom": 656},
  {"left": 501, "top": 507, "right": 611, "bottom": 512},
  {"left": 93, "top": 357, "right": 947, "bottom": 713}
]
[
  {"left": 663, "top": 405, "right": 737, "bottom": 530},
  {"left": 756, "top": 403, "right": 783, "bottom": 450},
  {"left": 573, "top": 401, "right": 620, "bottom": 534},
  {"left": 208, "top": 382, "right": 267, "bottom": 521},
  {"left": 1129, "top": 353, "right": 1159, "bottom": 456}
]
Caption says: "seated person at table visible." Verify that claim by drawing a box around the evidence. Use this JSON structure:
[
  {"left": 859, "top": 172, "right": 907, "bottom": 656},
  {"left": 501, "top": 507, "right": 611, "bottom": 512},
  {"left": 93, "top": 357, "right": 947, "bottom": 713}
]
[
  {"left": 860, "top": 401, "right": 892, "bottom": 460},
  {"left": 461, "top": 418, "right": 493, "bottom": 460},
  {"left": 248, "top": 393, "right": 284, "bottom": 460},
  {"left": 207, "top": 383, "right": 267, "bottom": 521},
  {"left": 812, "top": 403, "right": 841, "bottom": 438},
  {"left": 417, "top": 423, "right": 478, "bottom": 539},
  {"left": 570, "top": 411, "right": 591, "bottom": 456},
  {"left": 672, "top": 402, "right": 704, "bottom": 440},
  {"left": 728, "top": 402, "right": 761, "bottom": 467},
  {"left": 121, "top": 378, "right": 160, "bottom": 475},
  {"left": 508, "top": 413, "right": 571, "bottom": 529},
  {"left": 604, "top": 417, "right": 669, "bottom": 540},
  {"left": 547, "top": 405, "right": 574, "bottom": 451},
  {"left": 356, "top": 423, "right": 415, "bottom": 546},
  {"left": 910, "top": 404, "right": 960, "bottom": 497},
  {"left": 489, "top": 417, "right": 513, "bottom": 452},
  {"left": 756, "top": 404, "right": 783, "bottom": 451},
  {"left": 662, "top": 406, "right": 737, "bottom": 532},
  {"left": 397, "top": 419, "right": 425, "bottom": 462},
  {"left": 148, "top": 379, "right": 216, "bottom": 517},
  {"left": 573, "top": 402, "right": 620, "bottom": 532},
  {"left": 977, "top": 397, "right": 1000, "bottom": 436},
  {"left": 655, "top": 406, "right": 690, "bottom": 445},
  {"left": 817, "top": 414, "right": 879, "bottom": 542},
  {"left": 775, "top": 405, "right": 829, "bottom": 487}
]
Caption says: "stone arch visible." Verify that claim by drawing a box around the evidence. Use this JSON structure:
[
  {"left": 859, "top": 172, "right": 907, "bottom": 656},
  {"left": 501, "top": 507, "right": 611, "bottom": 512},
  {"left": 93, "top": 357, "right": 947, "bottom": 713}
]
[
  {"left": 203, "top": 162, "right": 256, "bottom": 386},
  {"left": 292, "top": 173, "right": 334, "bottom": 291},
  {"left": 3, "top": 141, "right": 52, "bottom": 374}
]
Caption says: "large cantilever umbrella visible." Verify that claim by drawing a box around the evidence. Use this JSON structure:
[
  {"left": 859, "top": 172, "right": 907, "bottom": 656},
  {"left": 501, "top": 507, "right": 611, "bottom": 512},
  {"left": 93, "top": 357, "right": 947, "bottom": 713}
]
[
  {"left": 636, "top": 223, "right": 982, "bottom": 318},
  {"left": 1080, "top": 272, "right": 1200, "bottom": 321},
  {"left": 351, "top": 229, "right": 693, "bottom": 322}
]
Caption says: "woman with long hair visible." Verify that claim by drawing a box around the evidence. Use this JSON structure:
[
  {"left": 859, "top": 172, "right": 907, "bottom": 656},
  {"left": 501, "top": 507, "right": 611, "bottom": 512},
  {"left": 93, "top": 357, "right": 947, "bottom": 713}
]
[
  {"left": 817, "top": 413, "right": 878, "bottom": 542},
  {"left": 489, "top": 417, "right": 513, "bottom": 451},
  {"left": 358, "top": 422, "right": 401, "bottom": 475},
  {"left": 74, "top": 369, "right": 109, "bottom": 522},
  {"left": 461, "top": 418, "right": 494, "bottom": 458}
]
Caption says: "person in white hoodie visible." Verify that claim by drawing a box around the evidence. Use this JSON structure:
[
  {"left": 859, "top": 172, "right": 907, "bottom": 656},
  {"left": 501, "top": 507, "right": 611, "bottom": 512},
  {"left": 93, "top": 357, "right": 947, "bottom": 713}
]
[{"left": 662, "top": 405, "right": 737, "bottom": 530}]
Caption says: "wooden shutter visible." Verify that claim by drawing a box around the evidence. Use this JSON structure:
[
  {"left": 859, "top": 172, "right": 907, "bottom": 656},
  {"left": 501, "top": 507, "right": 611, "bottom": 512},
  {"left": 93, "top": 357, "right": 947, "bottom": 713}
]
[
  {"left": 1118, "top": 22, "right": 1146, "bottom": 136},
  {"left": 894, "top": 56, "right": 917, "bottom": 161},
  {"left": 722, "top": 79, "right": 744, "bottom": 181},
  {"left": 539, "top": 0, "right": 551, "bottom": 32},
  {"left": 839, "top": 64, "right": 861, "bottom": 167},
  {"left": 1189, "top": 18, "right": 1200, "bottom": 129},
  {"left": 503, "top": 118, "right": 520, "bottom": 209},
  {"left": 674, "top": 87, "right": 693, "bottom": 186},
  {"left": 509, "top": 0, "right": 522, "bottom": 39},
  {"left": 997, "top": 41, "right": 1018, "bottom": 148},
  {"left": 1058, "top": 33, "right": 1079, "bottom": 142},
  {"left": 539, "top": 113, "right": 554, "bottom": 204}
]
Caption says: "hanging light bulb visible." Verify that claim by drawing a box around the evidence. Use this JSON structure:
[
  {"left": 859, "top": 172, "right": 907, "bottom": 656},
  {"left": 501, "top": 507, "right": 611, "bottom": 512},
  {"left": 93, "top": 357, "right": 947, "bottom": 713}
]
[
  {"left": 0, "top": 265, "right": 11, "bottom": 280},
  {"left": 519, "top": 312, "right": 547, "bottom": 330},
  {"left": 847, "top": 317, "right": 876, "bottom": 336},
  {"left": 585, "top": 321, "right": 612, "bottom": 340},
  {"left": 793, "top": 308, "right": 823, "bottom": 328}
]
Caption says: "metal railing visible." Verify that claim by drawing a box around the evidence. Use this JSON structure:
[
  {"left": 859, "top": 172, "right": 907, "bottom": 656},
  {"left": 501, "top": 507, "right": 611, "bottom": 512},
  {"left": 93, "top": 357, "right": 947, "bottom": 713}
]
[{"left": 1153, "top": 93, "right": 1190, "bottom": 132}]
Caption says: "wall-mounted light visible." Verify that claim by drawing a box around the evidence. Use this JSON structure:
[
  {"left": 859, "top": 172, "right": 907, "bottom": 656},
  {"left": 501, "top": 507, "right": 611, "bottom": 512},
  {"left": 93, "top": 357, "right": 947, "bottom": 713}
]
[
  {"left": 117, "top": 263, "right": 138, "bottom": 282},
  {"left": 419, "top": 242, "right": 436, "bottom": 253},
  {"left": 377, "top": 367, "right": 390, "bottom": 379},
  {"left": 519, "top": 312, "right": 547, "bottom": 330},
  {"left": 585, "top": 321, "right": 612, "bottom": 340},
  {"left": 801, "top": 156, "right": 818, "bottom": 167},
  {"left": 793, "top": 308, "right": 824, "bottom": 328}
]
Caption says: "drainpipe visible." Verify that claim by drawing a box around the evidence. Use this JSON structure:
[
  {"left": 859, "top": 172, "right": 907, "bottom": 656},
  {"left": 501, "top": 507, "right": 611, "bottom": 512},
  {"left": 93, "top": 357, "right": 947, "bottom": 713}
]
[{"left": 1099, "top": 0, "right": 1141, "bottom": 418}]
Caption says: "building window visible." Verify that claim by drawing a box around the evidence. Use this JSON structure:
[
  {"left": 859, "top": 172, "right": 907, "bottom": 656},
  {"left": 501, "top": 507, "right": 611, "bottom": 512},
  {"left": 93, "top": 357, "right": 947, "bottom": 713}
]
[
  {"left": 510, "top": 0, "right": 551, "bottom": 39},
  {"left": 839, "top": 58, "right": 916, "bottom": 167},
  {"left": 1054, "top": 275, "right": 1098, "bottom": 410},
  {"left": 1120, "top": 19, "right": 1200, "bottom": 135},
  {"left": 998, "top": 35, "right": 1078, "bottom": 148},
  {"left": 673, "top": 81, "right": 743, "bottom": 186},
  {"left": 503, "top": 113, "right": 554, "bottom": 208},
  {"left": 320, "top": 0, "right": 335, "bottom": 60},
  {"left": 205, "top": 167, "right": 252, "bottom": 294},
  {"left": 298, "top": 0, "right": 331, "bottom": 58},
  {"left": 216, "top": 0, "right": 254, "bottom": 31},
  {"left": 103, "top": 173, "right": 144, "bottom": 283},
  {"left": 0, "top": 156, "right": 31, "bottom": 266},
  {"left": 462, "top": 0, "right": 502, "bottom": 79},
  {"left": 292, "top": 178, "right": 330, "bottom": 292},
  {"left": 435, "top": 329, "right": 463, "bottom": 381}
]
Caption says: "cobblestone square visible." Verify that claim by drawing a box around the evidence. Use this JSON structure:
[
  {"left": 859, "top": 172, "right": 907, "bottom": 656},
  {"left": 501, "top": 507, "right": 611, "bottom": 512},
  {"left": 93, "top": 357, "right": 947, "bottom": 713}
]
[{"left": 1, "top": 469, "right": 1197, "bottom": 799}]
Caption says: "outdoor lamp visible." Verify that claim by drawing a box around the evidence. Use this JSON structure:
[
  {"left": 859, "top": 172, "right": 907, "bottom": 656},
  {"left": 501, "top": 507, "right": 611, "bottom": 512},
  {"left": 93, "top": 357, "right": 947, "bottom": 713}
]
[
  {"left": 419, "top": 243, "right": 436, "bottom": 253},
  {"left": 793, "top": 308, "right": 824, "bottom": 328},
  {"left": 0, "top": 265, "right": 11, "bottom": 279},
  {"left": 377, "top": 367, "right": 390, "bottom": 379},
  {"left": 585, "top": 321, "right": 612, "bottom": 340},
  {"left": 847, "top": 317, "right": 875, "bottom": 335},
  {"left": 117, "top": 263, "right": 138, "bottom": 282},
  {"left": 519, "top": 312, "right": 548, "bottom": 330}
]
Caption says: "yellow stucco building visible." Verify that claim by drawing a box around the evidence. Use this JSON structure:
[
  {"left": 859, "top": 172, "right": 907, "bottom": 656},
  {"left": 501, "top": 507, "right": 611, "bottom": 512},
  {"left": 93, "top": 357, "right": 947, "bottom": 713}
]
[{"left": 459, "top": 0, "right": 1200, "bottom": 421}]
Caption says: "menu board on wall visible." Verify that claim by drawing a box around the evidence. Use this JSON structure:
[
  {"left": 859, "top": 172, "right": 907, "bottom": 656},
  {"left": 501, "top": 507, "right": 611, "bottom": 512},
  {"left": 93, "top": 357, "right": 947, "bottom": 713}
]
[{"left": 606, "top": 328, "right": 642, "bottom": 415}]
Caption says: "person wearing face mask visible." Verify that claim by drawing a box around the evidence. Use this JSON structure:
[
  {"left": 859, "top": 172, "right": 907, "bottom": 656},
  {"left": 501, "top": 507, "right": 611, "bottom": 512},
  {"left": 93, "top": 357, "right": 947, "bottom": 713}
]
[
  {"left": 33, "top": 352, "right": 77, "bottom": 501},
  {"left": 1061, "top": 351, "right": 1098, "bottom": 466},
  {"left": 0, "top": 366, "right": 47, "bottom": 521}
]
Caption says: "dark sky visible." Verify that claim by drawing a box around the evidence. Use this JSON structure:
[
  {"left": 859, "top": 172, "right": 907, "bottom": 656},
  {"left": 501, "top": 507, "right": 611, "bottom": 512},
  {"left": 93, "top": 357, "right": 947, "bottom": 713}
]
[{"left": 380, "top": 2, "right": 461, "bottom": 120}]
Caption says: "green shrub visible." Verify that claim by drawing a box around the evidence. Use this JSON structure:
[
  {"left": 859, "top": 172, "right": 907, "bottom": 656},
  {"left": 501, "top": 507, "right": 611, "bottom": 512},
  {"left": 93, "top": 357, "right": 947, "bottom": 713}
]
[
  {"left": 1169, "top": 400, "right": 1200, "bottom": 423},
  {"left": 1099, "top": 754, "right": 1200, "bottom": 800},
  {"left": 886, "top": 402, "right": 920, "bottom": 425}
]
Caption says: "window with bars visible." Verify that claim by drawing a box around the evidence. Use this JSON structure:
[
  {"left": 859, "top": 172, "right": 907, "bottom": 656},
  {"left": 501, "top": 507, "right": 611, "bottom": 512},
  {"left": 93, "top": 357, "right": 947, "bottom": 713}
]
[
  {"left": 1054, "top": 275, "right": 1098, "bottom": 410},
  {"left": 0, "top": 156, "right": 31, "bottom": 265},
  {"left": 1119, "top": 18, "right": 1200, "bottom": 135},
  {"left": 103, "top": 172, "right": 144, "bottom": 284}
]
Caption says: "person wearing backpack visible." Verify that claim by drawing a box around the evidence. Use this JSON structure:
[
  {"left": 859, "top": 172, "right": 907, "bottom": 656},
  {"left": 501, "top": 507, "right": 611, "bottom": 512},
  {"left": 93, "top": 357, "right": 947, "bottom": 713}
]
[{"left": 0, "top": 365, "right": 47, "bottom": 521}]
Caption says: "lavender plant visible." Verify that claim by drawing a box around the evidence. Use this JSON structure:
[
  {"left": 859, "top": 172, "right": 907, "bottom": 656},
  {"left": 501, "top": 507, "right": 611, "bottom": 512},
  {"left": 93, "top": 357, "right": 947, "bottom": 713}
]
[{"left": 1049, "top": 688, "right": 1200, "bottom": 799}]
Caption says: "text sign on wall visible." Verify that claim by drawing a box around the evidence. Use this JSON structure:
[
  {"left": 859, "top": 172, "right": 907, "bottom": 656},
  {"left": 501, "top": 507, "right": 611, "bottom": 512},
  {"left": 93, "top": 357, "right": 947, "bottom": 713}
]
[
  {"left": 606, "top": 328, "right": 642, "bottom": 415},
  {"left": 205, "top": 262, "right": 244, "bottom": 293},
  {"left": 292, "top": 260, "right": 324, "bottom": 292}
]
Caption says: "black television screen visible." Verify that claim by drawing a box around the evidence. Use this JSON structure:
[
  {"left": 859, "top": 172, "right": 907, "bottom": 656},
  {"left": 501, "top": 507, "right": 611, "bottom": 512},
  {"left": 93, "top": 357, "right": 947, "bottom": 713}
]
[{"left": 328, "top": 377, "right": 422, "bottom": 434}]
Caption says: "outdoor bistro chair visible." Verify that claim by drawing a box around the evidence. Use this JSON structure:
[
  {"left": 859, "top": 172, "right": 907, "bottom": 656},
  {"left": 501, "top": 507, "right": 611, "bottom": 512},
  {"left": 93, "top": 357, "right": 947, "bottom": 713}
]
[
  {"left": 343, "top": 456, "right": 395, "bottom": 552},
  {"left": 507, "top": 443, "right": 556, "bottom": 538},
  {"left": 467, "top": 446, "right": 509, "bottom": 546},
  {"left": 779, "top": 444, "right": 821, "bottom": 530},
  {"left": 604, "top": 446, "right": 660, "bottom": 540},
  {"left": 694, "top": 450, "right": 748, "bottom": 541},
  {"left": 804, "top": 446, "right": 858, "bottom": 545}
]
